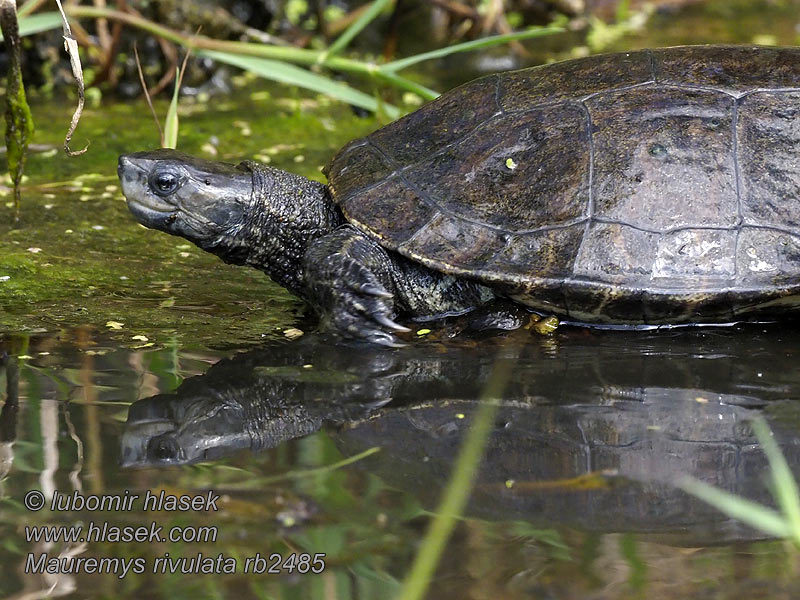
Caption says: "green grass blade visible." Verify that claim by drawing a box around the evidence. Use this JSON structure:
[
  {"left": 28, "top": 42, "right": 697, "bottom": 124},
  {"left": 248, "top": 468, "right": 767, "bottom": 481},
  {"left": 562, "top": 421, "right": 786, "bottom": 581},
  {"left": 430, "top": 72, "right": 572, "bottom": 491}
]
[
  {"left": 197, "top": 49, "right": 399, "bottom": 119},
  {"left": 322, "top": 0, "right": 393, "bottom": 62},
  {"left": 396, "top": 354, "right": 515, "bottom": 600},
  {"left": 163, "top": 67, "right": 180, "bottom": 149},
  {"left": 751, "top": 417, "right": 800, "bottom": 537},
  {"left": 0, "top": 12, "right": 63, "bottom": 40},
  {"left": 381, "top": 25, "right": 564, "bottom": 73},
  {"left": 374, "top": 70, "right": 439, "bottom": 101},
  {"left": 678, "top": 475, "right": 792, "bottom": 539},
  {"left": 163, "top": 50, "right": 192, "bottom": 149}
]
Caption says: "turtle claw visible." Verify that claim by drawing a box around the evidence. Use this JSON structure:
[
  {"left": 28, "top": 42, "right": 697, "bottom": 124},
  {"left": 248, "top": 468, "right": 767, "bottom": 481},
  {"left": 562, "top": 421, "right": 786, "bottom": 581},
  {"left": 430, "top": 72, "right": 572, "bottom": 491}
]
[
  {"left": 307, "top": 256, "right": 410, "bottom": 345},
  {"left": 365, "top": 330, "right": 407, "bottom": 348},
  {"left": 372, "top": 312, "right": 412, "bottom": 333},
  {"left": 322, "top": 279, "right": 409, "bottom": 346},
  {"left": 358, "top": 282, "right": 393, "bottom": 298}
]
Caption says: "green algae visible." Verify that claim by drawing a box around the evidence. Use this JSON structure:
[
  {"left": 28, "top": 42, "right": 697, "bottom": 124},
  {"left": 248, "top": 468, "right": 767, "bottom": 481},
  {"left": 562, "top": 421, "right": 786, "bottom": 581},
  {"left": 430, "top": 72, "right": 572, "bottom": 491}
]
[
  {"left": 1, "top": 2, "right": 35, "bottom": 222},
  {"left": 0, "top": 83, "right": 377, "bottom": 349}
]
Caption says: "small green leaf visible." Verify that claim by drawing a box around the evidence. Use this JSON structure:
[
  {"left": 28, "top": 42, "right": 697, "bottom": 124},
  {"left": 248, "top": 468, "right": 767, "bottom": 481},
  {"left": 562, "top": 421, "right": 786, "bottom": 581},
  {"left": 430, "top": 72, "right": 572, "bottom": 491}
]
[
  {"left": 615, "top": 0, "right": 631, "bottom": 22},
  {"left": 0, "top": 12, "right": 63, "bottom": 40}
]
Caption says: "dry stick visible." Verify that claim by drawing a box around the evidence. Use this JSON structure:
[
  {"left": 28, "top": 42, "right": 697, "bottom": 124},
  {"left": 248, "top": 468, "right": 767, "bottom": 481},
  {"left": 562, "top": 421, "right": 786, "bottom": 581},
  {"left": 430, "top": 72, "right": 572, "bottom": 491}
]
[
  {"left": 90, "top": 18, "right": 123, "bottom": 87},
  {"left": 493, "top": 8, "right": 529, "bottom": 57},
  {"left": 149, "top": 37, "right": 178, "bottom": 96},
  {"left": 174, "top": 40, "right": 194, "bottom": 93},
  {"left": 90, "top": 0, "right": 126, "bottom": 87},
  {"left": 133, "top": 43, "right": 164, "bottom": 147},
  {"left": 325, "top": 2, "right": 373, "bottom": 36},
  {"left": 92, "top": 0, "right": 111, "bottom": 52},
  {"left": 17, "top": 0, "right": 48, "bottom": 17},
  {"left": 482, "top": 0, "right": 501, "bottom": 35},
  {"left": 124, "top": 2, "right": 177, "bottom": 96},
  {"left": 475, "top": 0, "right": 528, "bottom": 55},
  {"left": 55, "top": 0, "right": 88, "bottom": 155}
]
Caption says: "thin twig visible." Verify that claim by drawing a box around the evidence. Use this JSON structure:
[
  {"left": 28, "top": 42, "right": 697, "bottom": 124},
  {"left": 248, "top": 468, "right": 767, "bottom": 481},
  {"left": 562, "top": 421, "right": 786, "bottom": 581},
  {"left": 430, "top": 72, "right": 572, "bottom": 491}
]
[
  {"left": 175, "top": 34, "right": 194, "bottom": 90},
  {"left": 133, "top": 43, "right": 163, "bottom": 146},
  {"left": 124, "top": 1, "right": 177, "bottom": 96},
  {"left": 92, "top": 0, "right": 110, "bottom": 51}
]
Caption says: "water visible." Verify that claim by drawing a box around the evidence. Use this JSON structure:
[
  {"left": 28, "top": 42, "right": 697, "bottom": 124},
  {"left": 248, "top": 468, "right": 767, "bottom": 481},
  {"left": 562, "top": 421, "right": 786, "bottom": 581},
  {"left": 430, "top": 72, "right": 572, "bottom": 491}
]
[
  {"left": 2, "top": 324, "right": 800, "bottom": 598},
  {"left": 3, "top": 0, "right": 800, "bottom": 597}
]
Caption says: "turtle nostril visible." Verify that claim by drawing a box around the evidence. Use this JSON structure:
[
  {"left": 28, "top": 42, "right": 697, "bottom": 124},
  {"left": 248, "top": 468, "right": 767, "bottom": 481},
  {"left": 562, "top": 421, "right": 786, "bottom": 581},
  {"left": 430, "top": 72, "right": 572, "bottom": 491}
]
[{"left": 117, "top": 155, "right": 129, "bottom": 179}]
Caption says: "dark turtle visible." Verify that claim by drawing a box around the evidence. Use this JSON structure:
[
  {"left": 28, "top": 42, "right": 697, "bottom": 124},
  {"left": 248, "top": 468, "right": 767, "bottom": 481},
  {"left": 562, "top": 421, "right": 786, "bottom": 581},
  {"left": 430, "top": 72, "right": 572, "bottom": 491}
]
[{"left": 118, "top": 45, "right": 800, "bottom": 345}]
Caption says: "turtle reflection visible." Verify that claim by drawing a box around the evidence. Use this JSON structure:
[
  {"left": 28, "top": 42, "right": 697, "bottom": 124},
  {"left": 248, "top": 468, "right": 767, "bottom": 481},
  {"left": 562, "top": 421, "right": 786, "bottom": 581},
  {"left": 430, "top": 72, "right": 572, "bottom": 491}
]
[{"left": 122, "top": 327, "right": 800, "bottom": 542}]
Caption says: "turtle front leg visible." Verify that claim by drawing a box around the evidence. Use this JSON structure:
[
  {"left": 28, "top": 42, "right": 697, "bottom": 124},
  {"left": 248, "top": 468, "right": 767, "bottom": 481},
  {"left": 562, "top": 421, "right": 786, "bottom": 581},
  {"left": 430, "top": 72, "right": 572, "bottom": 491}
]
[{"left": 302, "top": 225, "right": 410, "bottom": 346}]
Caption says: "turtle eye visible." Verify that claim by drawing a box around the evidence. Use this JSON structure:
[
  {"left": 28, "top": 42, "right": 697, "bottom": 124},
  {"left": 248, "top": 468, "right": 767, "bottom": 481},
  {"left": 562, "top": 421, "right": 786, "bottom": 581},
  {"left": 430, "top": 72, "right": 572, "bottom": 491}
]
[{"left": 150, "top": 169, "right": 180, "bottom": 196}]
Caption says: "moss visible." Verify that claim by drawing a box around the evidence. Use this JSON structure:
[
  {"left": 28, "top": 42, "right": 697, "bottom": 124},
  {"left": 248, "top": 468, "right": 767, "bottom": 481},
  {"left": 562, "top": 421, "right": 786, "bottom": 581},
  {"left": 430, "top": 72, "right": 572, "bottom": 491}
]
[
  {"left": 1, "top": 3, "right": 35, "bottom": 220},
  {"left": 0, "top": 82, "right": 376, "bottom": 349}
]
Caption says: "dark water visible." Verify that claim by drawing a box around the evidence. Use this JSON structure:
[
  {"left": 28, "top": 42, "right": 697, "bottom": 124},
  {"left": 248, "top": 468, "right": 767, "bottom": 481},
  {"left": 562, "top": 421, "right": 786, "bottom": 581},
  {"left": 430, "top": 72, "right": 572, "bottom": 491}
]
[{"left": 2, "top": 322, "right": 800, "bottom": 599}]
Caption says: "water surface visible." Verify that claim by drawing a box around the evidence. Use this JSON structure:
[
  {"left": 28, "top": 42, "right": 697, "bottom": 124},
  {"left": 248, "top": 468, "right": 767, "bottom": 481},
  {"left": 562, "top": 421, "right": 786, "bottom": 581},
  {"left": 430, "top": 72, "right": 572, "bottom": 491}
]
[{"left": 2, "top": 323, "right": 800, "bottom": 598}]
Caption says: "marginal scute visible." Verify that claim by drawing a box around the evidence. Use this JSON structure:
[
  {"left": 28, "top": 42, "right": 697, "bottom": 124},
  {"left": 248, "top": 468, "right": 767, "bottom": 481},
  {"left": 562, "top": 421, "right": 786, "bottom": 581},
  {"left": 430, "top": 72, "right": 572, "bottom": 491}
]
[
  {"left": 498, "top": 50, "right": 653, "bottom": 111},
  {"left": 736, "top": 228, "right": 800, "bottom": 286},
  {"left": 738, "top": 91, "right": 800, "bottom": 229},
  {"left": 587, "top": 86, "right": 738, "bottom": 231},
  {"left": 508, "top": 282, "right": 566, "bottom": 315},
  {"left": 563, "top": 282, "right": 645, "bottom": 323},
  {"left": 400, "top": 214, "right": 506, "bottom": 273},
  {"left": 369, "top": 75, "right": 500, "bottom": 166},
  {"left": 730, "top": 288, "right": 799, "bottom": 318},
  {"left": 406, "top": 103, "right": 590, "bottom": 230},
  {"left": 643, "top": 290, "right": 734, "bottom": 323},
  {"left": 654, "top": 45, "right": 800, "bottom": 94},
  {"left": 489, "top": 225, "right": 585, "bottom": 280},
  {"left": 573, "top": 223, "right": 658, "bottom": 284},
  {"left": 652, "top": 229, "right": 737, "bottom": 284}
]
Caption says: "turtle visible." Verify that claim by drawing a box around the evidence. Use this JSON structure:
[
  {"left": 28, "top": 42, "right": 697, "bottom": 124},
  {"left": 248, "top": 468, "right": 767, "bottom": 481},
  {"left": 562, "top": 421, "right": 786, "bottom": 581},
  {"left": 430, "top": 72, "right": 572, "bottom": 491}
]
[{"left": 117, "top": 45, "right": 800, "bottom": 346}]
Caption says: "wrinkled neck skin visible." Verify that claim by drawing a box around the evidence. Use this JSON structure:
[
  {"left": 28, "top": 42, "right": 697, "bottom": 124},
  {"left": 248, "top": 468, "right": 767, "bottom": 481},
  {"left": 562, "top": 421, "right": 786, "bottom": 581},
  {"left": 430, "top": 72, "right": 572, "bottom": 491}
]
[{"left": 208, "top": 161, "right": 343, "bottom": 297}]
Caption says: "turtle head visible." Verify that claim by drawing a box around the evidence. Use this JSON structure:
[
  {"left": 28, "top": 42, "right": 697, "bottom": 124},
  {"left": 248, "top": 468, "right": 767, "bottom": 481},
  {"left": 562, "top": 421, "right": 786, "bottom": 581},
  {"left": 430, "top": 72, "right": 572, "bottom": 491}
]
[
  {"left": 118, "top": 149, "right": 253, "bottom": 250},
  {"left": 119, "top": 148, "right": 339, "bottom": 294}
]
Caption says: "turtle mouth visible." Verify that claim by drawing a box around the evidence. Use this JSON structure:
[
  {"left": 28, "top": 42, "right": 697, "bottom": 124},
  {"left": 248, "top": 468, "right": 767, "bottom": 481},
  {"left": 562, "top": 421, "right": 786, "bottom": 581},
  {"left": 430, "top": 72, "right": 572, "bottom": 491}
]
[{"left": 126, "top": 198, "right": 179, "bottom": 229}]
